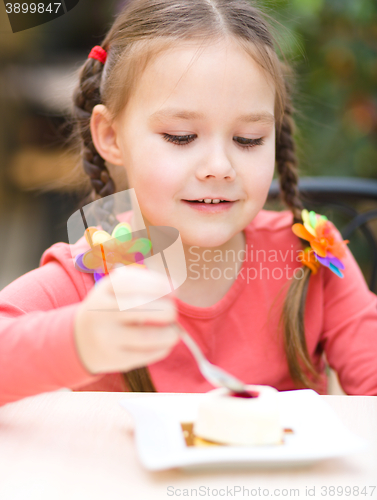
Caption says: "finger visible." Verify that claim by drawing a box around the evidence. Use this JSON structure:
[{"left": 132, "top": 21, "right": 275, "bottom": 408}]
[
  {"left": 117, "top": 298, "right": 177, "bottom": 325},
  {"left": 115, "top": 324, "right": 179, "bottom": 351},
  {"left": 117, "top": 345, "right": 177, "bottom": 372}
]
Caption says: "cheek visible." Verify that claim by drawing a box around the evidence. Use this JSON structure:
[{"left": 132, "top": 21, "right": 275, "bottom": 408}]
[
  {"left": 242, "top": 143, "right": 275, "bottom": 196},
  {"left": 127, "top": 146, "right": 184, "bottom": 212}
]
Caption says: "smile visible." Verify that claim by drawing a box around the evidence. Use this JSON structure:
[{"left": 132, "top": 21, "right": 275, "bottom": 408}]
[{"left": 182, "top": 200, "right": 236, "bottom": 212}]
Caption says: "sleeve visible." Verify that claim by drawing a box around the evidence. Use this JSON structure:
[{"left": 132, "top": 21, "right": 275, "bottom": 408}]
[
  {"left": 320, "top": 232, "right": 377, "bottom": 395},
  {"left": 0, "top": 245, "right": 104, "bottom": 406}
]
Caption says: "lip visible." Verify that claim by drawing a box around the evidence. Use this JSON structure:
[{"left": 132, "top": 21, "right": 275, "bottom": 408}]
[
  {"left": 183, "top": 197, "right": 236, "bottom": 202},
  {"left": 182, "top": 200, "right": 237, "bottom": 213}
]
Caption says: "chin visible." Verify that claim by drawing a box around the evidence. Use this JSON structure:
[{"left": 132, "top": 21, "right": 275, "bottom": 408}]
[{"left": 180, "top": 229, "right": 233, "bottom": 248}]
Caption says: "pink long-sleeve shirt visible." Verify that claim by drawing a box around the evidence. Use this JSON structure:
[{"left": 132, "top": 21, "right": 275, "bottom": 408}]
[{"left": 1, "top": 208, "right": 377, "bottom": 406}]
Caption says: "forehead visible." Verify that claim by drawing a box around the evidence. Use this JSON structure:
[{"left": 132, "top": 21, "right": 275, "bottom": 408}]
[{"left": 121, "top": 38, "right": 276, "bottom": 123}]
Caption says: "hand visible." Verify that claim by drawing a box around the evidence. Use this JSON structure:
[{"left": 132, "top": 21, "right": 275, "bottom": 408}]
[{"left": 74, "top": 266, "right": 179, "bottom": 374}]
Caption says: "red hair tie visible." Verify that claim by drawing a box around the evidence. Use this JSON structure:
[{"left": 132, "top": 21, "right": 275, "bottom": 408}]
[{"left": 88, "top": 45, "right": 107, "bottom": 65}]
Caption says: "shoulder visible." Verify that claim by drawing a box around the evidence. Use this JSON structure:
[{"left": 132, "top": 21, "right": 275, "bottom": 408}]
[
  {"left": 39, "top": 235, "right": 94, "bottom": 298},
  {"left": 40, "top": 234, "right": 87, "bottom": 269},
  {"left": 245, "top": 209, "right": 294, "bottom": 233},
  {"left": 244, "top": 209, "right": 297, "bottom": 249},
  {"left": 0, "top": 235, "right": 93, "bottom": 311}
]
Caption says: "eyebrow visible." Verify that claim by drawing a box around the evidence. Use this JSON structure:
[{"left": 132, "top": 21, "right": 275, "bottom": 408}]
[{"left": 149, "top": 108, "right": 275, "bottom": 124}]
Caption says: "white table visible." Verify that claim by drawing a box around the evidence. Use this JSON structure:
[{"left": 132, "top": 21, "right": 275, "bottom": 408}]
[{"left": 0, "top": 392, "right": 376, "bottom": 500}]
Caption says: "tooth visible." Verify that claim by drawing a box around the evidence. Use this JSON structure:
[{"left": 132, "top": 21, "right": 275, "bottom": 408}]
[
  {"left": 212, "top": 199, "right": 220, "bottom": 203},
  {"left": 197, "top": 199, "right": 203, "bottom": 202},
  {"left": 204, "top": 199, "right": 212, "bottom": 204}
]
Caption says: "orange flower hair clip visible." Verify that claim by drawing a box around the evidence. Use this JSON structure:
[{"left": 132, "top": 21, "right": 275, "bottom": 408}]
[{"left": 292, "top": 209, "right": 350, "bottom": 278}]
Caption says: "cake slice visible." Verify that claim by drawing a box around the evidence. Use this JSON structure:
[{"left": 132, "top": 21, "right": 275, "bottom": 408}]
[{"left": 193, "top": 385, "right": 283, "bottom": 446}]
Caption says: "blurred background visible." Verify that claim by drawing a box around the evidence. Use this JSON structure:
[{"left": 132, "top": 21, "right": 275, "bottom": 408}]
[{"left": 0, "top": 0, "right": 376, "bottom": 290}]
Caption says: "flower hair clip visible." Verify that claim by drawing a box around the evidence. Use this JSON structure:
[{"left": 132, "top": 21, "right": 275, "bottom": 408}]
[
  {"left": 292, "top": 209, "right": 350, "bottom": 278},
  {"left": 74, "top": 222, "right": 152, "bottom": 284}
]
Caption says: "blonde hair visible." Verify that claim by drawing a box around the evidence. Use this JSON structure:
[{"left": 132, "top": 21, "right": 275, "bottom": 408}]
[{"left": 71, "top": 0, "right": 322, "bottom": 392}]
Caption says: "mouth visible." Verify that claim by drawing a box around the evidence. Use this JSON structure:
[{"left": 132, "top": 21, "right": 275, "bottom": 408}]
[
  {"left": 181, "top": 198, "right": 237, "bottom": 212},
  {"left": 182, "top": 198, "right": 235, "bottom": 204}
]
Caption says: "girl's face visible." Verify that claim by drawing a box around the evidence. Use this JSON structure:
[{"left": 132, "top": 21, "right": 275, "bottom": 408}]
[{"left": 105, "top": 38, "right": 276, "bottom": 248}]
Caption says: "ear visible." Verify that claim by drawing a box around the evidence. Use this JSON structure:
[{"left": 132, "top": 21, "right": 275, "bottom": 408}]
[{"left": 90, "top": 105, "right": 124, "bottom": 166}]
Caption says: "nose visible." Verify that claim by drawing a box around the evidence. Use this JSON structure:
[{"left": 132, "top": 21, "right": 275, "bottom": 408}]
[{"left": 196, "top": 139, "right": 236, "bottom": 181}]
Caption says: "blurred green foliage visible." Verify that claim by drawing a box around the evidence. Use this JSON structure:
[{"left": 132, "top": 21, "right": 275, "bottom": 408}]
[{"left": 262, "top": 0, "right": 377, "bottom": 178}]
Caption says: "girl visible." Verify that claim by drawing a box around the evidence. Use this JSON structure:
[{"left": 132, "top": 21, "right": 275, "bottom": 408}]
[{"left": 1, "top": 0, "right": 376, "bottom": 406}]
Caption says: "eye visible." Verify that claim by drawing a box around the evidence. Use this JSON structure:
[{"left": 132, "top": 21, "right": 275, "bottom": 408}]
[
  {"left": 162, "top": 133, "right": 196, "bottom": 146},
  {"left": 162, "top": 134, "right": 265, "bottom": 149},
  {"left": 234, "top": 137, "right": 265, "bottom": 149}
]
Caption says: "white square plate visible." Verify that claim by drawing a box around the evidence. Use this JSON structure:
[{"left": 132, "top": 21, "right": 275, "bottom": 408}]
[{"left": 119, "top": 389, "right": 369, "bottom": 471}]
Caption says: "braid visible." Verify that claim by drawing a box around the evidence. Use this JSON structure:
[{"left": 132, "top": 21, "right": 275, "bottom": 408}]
[
  {"left": 73, "top": 55, "right": 117, "bottom": 227},
  {"left": 275, "top": 86, "right": 304, "bottom": 225},
  {"left": 275, "top": 83, "right": 322, "bottom": 391},
  {"left": 72, "top": 52, "right": 156, "bottom": 392}
]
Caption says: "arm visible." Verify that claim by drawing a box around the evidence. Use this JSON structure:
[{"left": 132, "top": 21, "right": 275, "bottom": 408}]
[
  {"left": 320, "top": 237, "right": 377, "bottom": 395},
  {"left": 0, "top": 244, "right": 103, "bottom": 406}
]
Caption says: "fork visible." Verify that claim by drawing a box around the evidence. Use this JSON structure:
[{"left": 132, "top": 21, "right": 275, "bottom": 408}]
[{"left": 173, "top": 323, "right": 248, "bottom": 394}]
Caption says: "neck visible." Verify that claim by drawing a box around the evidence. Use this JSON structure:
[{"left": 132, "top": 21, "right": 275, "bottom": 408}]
[
  {"left": 137, "top": 210, "right": 246, "bottom": 299},
  {"left": 179, "top": 230, "right": 246, "bottom": 290}
]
